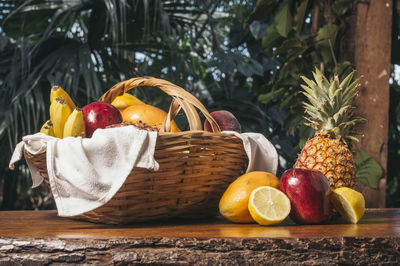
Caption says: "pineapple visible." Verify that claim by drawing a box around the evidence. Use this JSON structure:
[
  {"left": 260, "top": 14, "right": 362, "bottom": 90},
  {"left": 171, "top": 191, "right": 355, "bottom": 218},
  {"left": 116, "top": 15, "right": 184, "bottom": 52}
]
[{"left": 294, "top": 68, "right": 365, "bottom": 189}]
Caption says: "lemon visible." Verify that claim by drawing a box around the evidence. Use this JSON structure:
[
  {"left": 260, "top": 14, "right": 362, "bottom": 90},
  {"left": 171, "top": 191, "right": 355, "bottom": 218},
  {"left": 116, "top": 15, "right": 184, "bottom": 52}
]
[
  {"left": 331, "top": 187, "right": 365, "bottom": 224},
  {"left": 248, "top": 186, "right": 291, "bottom": 226},
  {"left": 219, "top": 171, "right": 280, "bottom": 223}
]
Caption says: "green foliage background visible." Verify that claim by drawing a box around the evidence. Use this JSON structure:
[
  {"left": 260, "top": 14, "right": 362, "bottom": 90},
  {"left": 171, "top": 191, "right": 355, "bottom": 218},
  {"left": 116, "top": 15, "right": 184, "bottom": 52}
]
[{"left": 0, "top": 0, "right": 399, "bottom": 209}]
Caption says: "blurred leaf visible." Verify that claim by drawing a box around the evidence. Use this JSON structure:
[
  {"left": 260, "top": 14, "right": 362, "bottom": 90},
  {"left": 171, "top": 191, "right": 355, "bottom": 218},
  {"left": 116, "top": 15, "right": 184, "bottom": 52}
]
[
  {"left": 356, "top": 149, "right": 383, "bottom": 189},
  {"left": 230, "top": 22, "right": 249, "bottom": 47},
  {"left": 333, "top": 61, "right": 353, "bottom": 77},
  {"left": 331, "top": 0, "right": 353, "bottom": 17},
  {"left": 320, "top": 47, "right": 334, "bottom": 66},
  {"left": 279, "top": 92, "right": 295, "bottom": 110},
  {"left": 274, "top": 1, "right": 292, "bottom": 38},
  {"left": 258, "top": 87, "right": 285, "bottom": 105},
  {"left": 3, "top": 4, "right": 53, "bottom": 39},
  {"left": 316, "top": 23, "right": 339, "bottom": 48},
  {"left": 275, "top": 38, "right": 305, "bottom": 59},
  {"left": 294, "top": 0, "right": 309, "bottom": 34},
  {"left": 88, "top": 1, "right": 107, "bottom": 49},
  {"left": 261, "top": 25, "right": 282, "bottom": 51},
  {"left": 247, "top": 59, "right": 265, "bottom": 76},
  {"left": 316, "top": 23, "right": 339, "bottom": 65},
  {"left": 298, "top": 124, "right": 314, "bottom": 148},
  {"left": 249, "top": 21, "right": 268, "bottom": 40},
  {"left": 244, "top": 0, "right": 276, "bottom": 28},
  {"left": 387, "top": 177, "right": 398, "bottom": 196},
  {"left": 237, "top": 63, "right": 253, "bottom": 77}
]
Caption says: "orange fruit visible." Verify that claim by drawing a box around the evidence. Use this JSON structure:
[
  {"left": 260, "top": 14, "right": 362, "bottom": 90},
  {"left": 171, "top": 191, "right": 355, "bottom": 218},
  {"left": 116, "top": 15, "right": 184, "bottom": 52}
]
[
  {"left": 219, "top": 171, "right": 280, "bottom": 223},
  {"left": 121, "top": 104, "right": 180, "bottom": 132}
]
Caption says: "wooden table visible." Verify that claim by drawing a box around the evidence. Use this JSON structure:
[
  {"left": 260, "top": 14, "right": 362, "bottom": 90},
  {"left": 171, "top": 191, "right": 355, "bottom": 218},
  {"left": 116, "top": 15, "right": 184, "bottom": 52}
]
[{"left": 0, "top": 208, "right": 399, "bottom": 265}]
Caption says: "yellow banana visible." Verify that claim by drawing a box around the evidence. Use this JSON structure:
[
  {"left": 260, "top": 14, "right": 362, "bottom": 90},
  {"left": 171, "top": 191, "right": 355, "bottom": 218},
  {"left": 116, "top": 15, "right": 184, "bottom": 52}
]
[
  {"left": 63, "top": 108, "right": 86, "bottom": 138},
  {"left": 50, "top": 98, "right": 72, "bottom": 138},
  {"left": 49, "top": 97, "right": 58, "bottom": 120},
  {"left": 50, "top": 86, "right": 76, "bottom": 111},
  {"left": 40, "top": 120, "right": 55, "bottom": 136},
  {"left": 111, "top": 93, "right": 144, "bottom": 111}
]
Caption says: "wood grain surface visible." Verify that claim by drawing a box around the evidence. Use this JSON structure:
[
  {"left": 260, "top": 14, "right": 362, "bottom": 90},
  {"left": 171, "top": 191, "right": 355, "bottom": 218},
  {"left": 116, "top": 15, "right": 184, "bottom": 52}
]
[
  {"left": 0, "top": 208, "right": 399, "bottom": 239},
  {"left": 0, "top": 209, "right": 399, "bottom": 265}
]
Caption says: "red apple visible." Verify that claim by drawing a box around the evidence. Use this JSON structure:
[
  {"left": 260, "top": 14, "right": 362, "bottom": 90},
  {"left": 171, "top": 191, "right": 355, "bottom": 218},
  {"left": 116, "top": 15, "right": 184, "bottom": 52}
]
[
  {"left": 82, "top": 102, "right": 122, "bottom": 137},
  {"left": 204, "top": 110, "right": 241, "bottom": 133},
  {"left": 280, "top": 168, "right": 331, "bottom": 224}
]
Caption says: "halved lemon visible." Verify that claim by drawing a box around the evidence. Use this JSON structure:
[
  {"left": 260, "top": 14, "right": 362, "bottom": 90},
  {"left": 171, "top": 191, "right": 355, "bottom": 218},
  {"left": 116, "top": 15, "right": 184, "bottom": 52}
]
[
  {"left": 248, "top": 186, "right": 291, "bottom": 226},
  {"left": 331, "top": 187, "right": 365, "bottom": 224}
]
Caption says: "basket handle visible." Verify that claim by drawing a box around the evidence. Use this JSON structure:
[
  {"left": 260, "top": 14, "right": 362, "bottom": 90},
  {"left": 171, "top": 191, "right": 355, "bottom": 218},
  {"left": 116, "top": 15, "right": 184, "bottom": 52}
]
[{"left": 98, "top": 77, "right": 221, "bottom": 133}]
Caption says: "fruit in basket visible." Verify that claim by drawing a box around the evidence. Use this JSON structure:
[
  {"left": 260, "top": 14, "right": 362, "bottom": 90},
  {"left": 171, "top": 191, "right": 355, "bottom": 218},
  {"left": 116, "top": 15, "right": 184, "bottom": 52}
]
[
  {"left": 204, "top": 110, "right": 241, "bottom": 133},
  {"left": 248, "top": 186, "right": 291, "bottom": 226},
  {"left": 106, "top": 121, "right": 159, "bottom": 132},
  {"left": 121, "top": 104, "right": 180, "bottom": 132},
  {"left": 82, "top": 102, "right": 122, "bottom": 137},
  {"left": 63, "top": 108, "right": 86, "bottom": 138},
  {"left": 330, "top": 187, "right": 365, "bottom": 224},
  {"left": 280, "top": 168, "right": 331, "bottom": 224},
  {"left": 219, "top": 171, "right": 280, "bottom": 223},
  {"left": 50, "top": 98, "right": 73, "bottom": 138},
  {"left": 40, "top": 120, "right": 54, "bottom": 136},
  {"left": 293, "top": 69, "right": 365, "bottom": 189},
  {"left": 50, "top": 86, "right": 76, "bottom": 111},
  {"left": 111, "top": 93, "right": 144, "bottom": 111}
]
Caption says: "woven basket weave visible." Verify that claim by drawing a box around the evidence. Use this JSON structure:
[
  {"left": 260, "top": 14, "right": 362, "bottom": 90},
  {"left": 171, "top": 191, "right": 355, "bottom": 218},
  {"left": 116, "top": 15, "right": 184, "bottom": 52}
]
[{"left": 25, "top": 77, "right": 248, "bottom": 224}]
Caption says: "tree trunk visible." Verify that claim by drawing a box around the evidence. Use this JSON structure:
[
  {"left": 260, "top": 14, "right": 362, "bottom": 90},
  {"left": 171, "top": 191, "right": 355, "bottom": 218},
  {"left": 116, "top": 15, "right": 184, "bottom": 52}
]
[{"left": 352, "top": 0, "right": 393, "bottom": 207}]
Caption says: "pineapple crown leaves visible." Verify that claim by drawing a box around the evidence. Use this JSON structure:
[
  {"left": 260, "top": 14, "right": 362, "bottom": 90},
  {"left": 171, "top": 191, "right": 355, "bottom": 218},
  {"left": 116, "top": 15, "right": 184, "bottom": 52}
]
[{"left": 300, "top": 68, "right": 366, "bottom": 143}]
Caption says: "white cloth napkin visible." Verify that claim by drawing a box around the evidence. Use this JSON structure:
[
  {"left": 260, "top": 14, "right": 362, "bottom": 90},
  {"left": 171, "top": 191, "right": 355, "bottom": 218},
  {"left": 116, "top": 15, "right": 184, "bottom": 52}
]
[
  {"left": 10, "top": 126, "right": 159, "bottom": 216},
  {"left": 9, "top": 128, "right": 278, "bottom": 217},
  {"left": 10, "top": 133, "right": 56, "bottom": 187},
  {"left": 223, "top": 131, "right": 278, "bottom": 175}
]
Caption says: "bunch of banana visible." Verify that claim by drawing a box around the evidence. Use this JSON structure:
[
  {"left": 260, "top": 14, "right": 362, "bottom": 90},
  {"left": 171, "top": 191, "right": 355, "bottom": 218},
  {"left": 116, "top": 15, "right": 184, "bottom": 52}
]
[
  {"left": 63, "top": 108, "right": 86, "bottom": 138},
  {"left": 43, "top": 86, "right": 86, "bottom": 138},
  {"left": 50, "top": 98, "right": 72, "bottom": 138},
  {"left": 50, "top": 86, "right": 76, "bottom": 110},
  {"left": 40, "top": 120, "right": 54, "bottom": 136}
]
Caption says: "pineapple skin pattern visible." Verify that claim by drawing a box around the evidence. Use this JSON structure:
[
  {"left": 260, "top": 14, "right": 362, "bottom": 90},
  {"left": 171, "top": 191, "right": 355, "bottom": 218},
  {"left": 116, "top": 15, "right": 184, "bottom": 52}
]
[
  {"left": 294, "top": 131, "right": 355, "bottom": 189},
  {"left": 294, "top": 68, "right": 364, "bottom": 190}
]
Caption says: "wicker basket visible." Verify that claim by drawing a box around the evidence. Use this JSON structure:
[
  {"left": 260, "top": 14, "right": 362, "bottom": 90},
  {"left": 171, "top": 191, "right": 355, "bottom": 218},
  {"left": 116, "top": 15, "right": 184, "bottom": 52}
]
[{"left": 25, "top": 77, "right": 248, "bottom": 224}]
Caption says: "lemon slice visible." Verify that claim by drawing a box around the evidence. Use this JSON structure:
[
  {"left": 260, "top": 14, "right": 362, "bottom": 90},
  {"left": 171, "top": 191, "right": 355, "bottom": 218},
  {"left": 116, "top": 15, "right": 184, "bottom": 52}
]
[
  {"left": 248, "top": 186, "right": 291, "bottom": 226},
  {"left": 331, "top": 187, "right": 365, "bottom": 224}
]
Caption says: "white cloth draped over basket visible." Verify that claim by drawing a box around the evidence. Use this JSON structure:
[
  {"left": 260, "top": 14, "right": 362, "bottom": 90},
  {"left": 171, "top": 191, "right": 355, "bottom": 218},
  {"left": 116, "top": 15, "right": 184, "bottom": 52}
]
[{"left": 9, "top": 126, "right": 278, "bottom": 217}]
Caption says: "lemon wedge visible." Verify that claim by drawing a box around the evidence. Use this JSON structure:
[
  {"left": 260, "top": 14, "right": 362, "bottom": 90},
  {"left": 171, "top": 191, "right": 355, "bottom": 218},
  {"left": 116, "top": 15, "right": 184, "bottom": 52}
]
[
  {"left": 331, "top": 187, "right": 365, "bottom": 224},
  {"left": 248, "top": 186, "right": 291, "bottom": 226}
]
